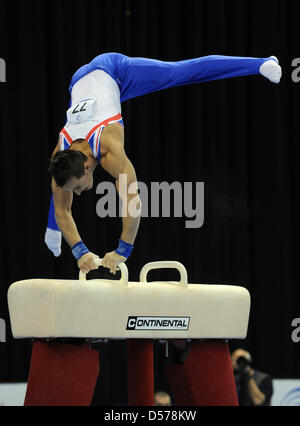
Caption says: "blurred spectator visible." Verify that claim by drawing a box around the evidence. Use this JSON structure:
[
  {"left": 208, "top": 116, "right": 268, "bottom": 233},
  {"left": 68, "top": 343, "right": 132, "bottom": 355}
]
[
  {"left": 154, "top": 391, "right": 172, "bottom": 406},
  {"left": 231, "top": 348, "right": 273, "bottom": 406}
]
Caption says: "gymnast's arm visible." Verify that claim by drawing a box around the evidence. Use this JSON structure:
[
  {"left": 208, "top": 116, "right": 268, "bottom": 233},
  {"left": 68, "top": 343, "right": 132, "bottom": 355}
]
[{"left": 100, "top": 124, "right": 141, "bottom": 271}]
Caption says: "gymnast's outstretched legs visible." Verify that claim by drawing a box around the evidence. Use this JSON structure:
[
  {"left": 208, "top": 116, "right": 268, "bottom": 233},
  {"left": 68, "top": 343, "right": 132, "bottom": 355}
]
[{"left": 117, "top": 54, "right": 281, "bottom": 102}]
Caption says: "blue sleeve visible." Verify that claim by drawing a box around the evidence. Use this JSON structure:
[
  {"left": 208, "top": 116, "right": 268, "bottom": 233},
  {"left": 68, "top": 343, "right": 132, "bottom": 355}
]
[{"left": 47, "top": 195, "right": 60, "bottom": 231}]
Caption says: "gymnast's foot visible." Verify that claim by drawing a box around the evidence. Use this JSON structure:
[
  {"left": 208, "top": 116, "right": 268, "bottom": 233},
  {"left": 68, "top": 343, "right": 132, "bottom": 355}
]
[{"left": 259, "top": 56, "right": 282, "bottom": 84}]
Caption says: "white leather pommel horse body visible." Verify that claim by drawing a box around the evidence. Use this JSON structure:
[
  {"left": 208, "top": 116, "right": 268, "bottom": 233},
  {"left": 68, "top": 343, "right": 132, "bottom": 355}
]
[
  {"left": 7, "top": 261, "right": 251, "bottom": 406},
  {"left": 8, "top": 261, "right": 250, "bottom": 340}
]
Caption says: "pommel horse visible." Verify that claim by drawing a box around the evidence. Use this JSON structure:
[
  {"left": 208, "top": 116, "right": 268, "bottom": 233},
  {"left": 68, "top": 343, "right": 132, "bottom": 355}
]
[{"left": 8, "top": 261, "right": 250, "bottom": 406}]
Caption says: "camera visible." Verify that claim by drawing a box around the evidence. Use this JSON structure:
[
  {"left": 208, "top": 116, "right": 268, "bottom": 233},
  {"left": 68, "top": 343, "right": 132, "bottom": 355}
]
[{"left": 237, "top": 356, "right": 251, "bottom": 370}]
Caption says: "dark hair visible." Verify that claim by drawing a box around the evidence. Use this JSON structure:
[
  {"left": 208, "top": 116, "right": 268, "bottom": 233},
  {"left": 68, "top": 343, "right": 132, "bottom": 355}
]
[{"left": 48, "top": 149, "right": 87, "bottom": 187}]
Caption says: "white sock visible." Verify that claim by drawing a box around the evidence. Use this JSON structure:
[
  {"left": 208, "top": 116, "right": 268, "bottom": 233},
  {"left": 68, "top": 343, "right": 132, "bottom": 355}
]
[
  {"left": 45, "top": 228, "right": 62, "bottom": 257},
  {"left": 259, "top": 56, "right": 282, "bottom": 84}
]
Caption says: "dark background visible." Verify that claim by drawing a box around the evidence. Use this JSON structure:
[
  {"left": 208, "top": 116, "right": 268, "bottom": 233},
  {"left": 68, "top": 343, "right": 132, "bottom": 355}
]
[{"left": 0, "top": 0, "right": 299, "bottom": 405}]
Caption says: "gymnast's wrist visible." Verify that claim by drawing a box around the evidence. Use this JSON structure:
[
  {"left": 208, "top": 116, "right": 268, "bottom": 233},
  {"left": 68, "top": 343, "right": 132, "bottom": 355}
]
[
  {"left": 71, "top": 240, "right": 90, "bottom": 260},
  {"left": 115, "top": 239, "right": 134, "bottom": 258}
]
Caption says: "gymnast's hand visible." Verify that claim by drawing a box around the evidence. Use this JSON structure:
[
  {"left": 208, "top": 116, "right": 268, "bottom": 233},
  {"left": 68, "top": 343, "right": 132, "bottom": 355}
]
[
  {"left": 78, "top": 252, "right": 100, "bottom": 274},
  {"left": 102, "top": 251, "right": 126, "bottom": 274}
]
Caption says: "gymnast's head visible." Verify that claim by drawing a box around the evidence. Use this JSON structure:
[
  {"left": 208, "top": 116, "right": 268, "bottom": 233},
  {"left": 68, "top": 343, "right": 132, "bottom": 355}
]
[{"left": 48, "top": 141, "right": 95, "bottom": 196}]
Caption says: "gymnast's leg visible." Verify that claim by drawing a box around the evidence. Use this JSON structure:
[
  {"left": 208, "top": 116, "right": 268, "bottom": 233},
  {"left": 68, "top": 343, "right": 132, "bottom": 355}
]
[{"left": 118, "top": 54, "right": 281, "bottom": 102}]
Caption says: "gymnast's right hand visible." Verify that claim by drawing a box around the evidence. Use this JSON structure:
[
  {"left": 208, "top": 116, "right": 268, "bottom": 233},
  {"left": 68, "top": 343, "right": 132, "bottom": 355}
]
[{"left": 77, "top": 252, "right": 100, "bottom": 274}]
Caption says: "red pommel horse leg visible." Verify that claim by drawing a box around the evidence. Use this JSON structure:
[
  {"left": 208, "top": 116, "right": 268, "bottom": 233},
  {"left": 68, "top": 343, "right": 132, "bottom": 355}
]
[
  {"left": 165, "top": 340, "right": 239, "bottom": 406},
  {"left": 24, "top": 339, "right": 154, "bottom": 406},
  {"left": 127, "top": 339, "right": 154, "bottom": 406},
  {"left": 24, "top": 341, "right": 99, "bottom": 406},
  {"left": 127, "top": 339, "right": 238, "bottom": 406}
]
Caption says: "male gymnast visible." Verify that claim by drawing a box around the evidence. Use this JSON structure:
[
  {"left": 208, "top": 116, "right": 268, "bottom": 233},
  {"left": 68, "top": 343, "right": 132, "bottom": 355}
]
[{"left": 46, "top": 52, "right": 282, "bottom": 274}]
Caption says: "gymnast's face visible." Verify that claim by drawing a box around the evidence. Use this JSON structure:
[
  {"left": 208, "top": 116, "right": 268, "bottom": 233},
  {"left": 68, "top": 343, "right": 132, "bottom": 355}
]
[{"left": 63, "top": 165, "right": 93, "bottom": 196}]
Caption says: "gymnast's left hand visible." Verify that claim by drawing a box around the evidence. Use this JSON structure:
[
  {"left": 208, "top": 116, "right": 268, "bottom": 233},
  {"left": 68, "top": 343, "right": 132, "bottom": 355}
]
[{"left": 102, "top": 251, "right": 126, "bottom": 274}]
